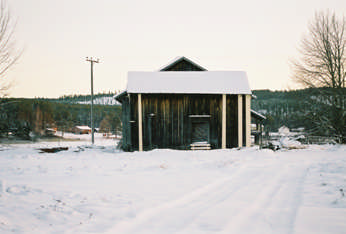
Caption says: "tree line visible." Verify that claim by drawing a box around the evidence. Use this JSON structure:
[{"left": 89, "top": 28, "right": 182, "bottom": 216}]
[
  {"left": 46, "top": 91, "right": 121, "bottom": 104},
  {"left": 252, "top": 88, "right": 346, "bottom": 141},
  {"left": 0, "top": 97, "right": 121, "bottom": 139},
  {"left": 1, "top": 88, "right": 345, "bottom": 141}
]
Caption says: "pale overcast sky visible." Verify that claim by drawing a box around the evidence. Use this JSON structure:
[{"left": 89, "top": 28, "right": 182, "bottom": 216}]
[{"left": 6, "top": 0, "right": 346, "bottom": 98}]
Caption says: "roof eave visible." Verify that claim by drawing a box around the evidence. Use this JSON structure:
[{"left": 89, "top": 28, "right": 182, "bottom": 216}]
[
  {"left": 114, "top": 91, "right": 127, "bottom": 103},
  {"left": 251, "top": 109, "right": 266, "bottom": 120}
]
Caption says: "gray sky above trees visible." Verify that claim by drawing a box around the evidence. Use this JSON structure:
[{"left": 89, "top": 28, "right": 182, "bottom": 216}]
[{"left": 6, "top": 0, "right": 346, "bottom": 98}]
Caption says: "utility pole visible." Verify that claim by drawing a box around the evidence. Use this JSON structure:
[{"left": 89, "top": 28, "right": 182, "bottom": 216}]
[{"left": 86, "top": 57, "right": 100, "bottom": 145}]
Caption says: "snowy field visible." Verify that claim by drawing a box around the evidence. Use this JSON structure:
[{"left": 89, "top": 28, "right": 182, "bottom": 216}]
[{"left": 0, "top": 136, "right": 345, "bottom": 234}]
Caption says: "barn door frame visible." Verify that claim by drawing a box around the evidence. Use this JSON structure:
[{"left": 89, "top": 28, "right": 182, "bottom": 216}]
[{"left": 188, "top": 115, "right": 211, "bottom": 144}]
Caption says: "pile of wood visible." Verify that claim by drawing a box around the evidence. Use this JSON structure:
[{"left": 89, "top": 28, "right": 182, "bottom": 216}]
[
  {"left": 38, "top": 147, "right": 68, "bottom": 153},
  {"left": 190, "top": 143, "right": 211, "bottom": 150}
]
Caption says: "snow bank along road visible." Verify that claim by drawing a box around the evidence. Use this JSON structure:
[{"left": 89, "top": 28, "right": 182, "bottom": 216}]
[{"left": 0, "top": 142, "right": 345, "bottom": 234}]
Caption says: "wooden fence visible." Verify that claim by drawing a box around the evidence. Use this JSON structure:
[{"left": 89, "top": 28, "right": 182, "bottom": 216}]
[{"left": 259, "top": 134, "right": 342, "bottom": 148}]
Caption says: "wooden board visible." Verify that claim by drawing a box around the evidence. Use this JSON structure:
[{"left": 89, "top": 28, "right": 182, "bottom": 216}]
[{"left": 122, "top": 93, "right": 239, "bottom": 151}]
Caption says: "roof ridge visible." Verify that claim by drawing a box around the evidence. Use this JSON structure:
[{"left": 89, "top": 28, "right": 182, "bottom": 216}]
[{"left": 158, "top": 56, "right": 207, "bottom": 71}]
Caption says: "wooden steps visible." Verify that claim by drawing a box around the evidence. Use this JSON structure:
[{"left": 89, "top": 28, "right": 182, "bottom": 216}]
[{"left": 190, "top": 143, "right": 211, "bottom": 150}]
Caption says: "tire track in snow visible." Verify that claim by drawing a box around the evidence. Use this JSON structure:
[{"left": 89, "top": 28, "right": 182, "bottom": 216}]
[
  {"left": 106, "top": 164, "right": 286, "bottom": 234},
  {"left": 260, "top": 164, "right": 308, "bottom": 234},
  {"left": 221, "top": 163, "right": 309, "bottom": 234}
]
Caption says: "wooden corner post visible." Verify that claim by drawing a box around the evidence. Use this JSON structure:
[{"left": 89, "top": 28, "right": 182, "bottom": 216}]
[
  {"left": 245, "top": 94, "right": 251, "bottom": 147},
  {"left": 238, "top": 94, "right": 243, "bottom": 147},
  {"left": 222, "top": 94, "right": 226, "bottom": 149},
  {"left": 138, "top": 94, "right": 143, "bottom": 151}
]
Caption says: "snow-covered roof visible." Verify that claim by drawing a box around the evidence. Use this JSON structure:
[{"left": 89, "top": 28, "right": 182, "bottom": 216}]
[
  {"left": 126, "top": 71, "right": 251, "bottom": 94},
  {"left": 74, "top": 126, "right": 91, "bottom": 130},
  {"left": 251, "top": 109, "right": 266, "bottom": 120},
  {"left": 114, "top": 91, "right": 127, "bottom": 100}
]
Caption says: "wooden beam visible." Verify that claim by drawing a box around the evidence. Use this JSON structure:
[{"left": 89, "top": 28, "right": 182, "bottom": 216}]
[
  {"left": 245, "top": 94, "right": 251, "bottom": 147},
  {"left": 222, "top": 94, "right": 226, "bottom": 149},
  {"left": 138, "top": 94, "right": 143, "bottom": 151},
  {"left": 238, "top": 94, "right": 243, "bottom": 147}
]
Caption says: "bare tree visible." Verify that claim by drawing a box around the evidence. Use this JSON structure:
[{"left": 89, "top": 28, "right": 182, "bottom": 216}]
[
  {"left": 291, "top": 11, "right": 346, "bottom": 140},
  {"left": 0, "top": 0, "right": 22, "bottom": 96}
]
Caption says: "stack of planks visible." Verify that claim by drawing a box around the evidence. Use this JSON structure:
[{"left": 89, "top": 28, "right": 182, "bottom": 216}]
[{"left": 190, "top": 143, "right": 211, "bottom": 150}]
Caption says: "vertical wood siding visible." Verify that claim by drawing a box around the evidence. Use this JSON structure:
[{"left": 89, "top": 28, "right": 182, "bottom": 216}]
[
  {"left": 242, "top": 95, "right": 246, "bottom": 146},
  {"left": 120, "top": 95, "right": 132, "bottom": 151},
  {"left": 161, "top": 59, "right": 205, "bottom": 71},
  {"left": 226, "top": 95, "right": 238, "bottom": 148},
  {"left": 122, "top": 93, "right": 240, "bottom": 151}
]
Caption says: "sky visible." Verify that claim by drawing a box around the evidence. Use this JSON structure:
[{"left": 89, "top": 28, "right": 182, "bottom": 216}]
[{"left": 5, "top": 0, "right": 346, "bottom": 98}]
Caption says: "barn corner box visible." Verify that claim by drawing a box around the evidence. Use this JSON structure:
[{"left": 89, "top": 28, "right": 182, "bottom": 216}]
[{"left": 115, "top": 56, "right": 252, "bottom": 152}]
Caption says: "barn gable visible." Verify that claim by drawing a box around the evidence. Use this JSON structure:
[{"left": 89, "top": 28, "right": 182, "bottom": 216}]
[{"left": 159, "top": 56, "right": 207, "bottom": 71}]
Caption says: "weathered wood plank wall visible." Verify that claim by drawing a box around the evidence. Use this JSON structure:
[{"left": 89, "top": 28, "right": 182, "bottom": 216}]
[
  {"left": 226, "top": 95, "right": 238, "bottom": 148},
  {"left": 120, "top": 96, "right": 132, "bottom": 151},
  {"left": 123, "top": 93, "right": 240, "bottom": 151}
]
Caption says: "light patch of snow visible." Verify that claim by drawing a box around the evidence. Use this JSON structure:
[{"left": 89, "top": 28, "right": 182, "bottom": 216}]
[
  {"left": 258, "top": 109, "right": 268, "bottom": 114},
  {"left": 278, "top": 125, "right": 290, "bottom": 136},
  {"left": 77, "top": 97, "right": 120, "bottom": 106},
  {"left": 54, "top": 132, "right": 117, "bottom": 145},
  {"left": 0, "top": 141, "right": 345, "bottom": 233}
]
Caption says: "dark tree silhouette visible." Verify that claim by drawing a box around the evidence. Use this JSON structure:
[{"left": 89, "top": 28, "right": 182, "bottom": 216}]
[
  {"left": 291, "top": 11, "right": 346, "bottom": 140},
  {"left": 0, "top": 0, "right": 22, "bottom": 96}
]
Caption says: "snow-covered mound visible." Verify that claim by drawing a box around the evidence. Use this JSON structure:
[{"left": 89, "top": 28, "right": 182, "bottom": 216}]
[
  {"left": 280, "top": 137, "right": 306, "bottom": 149},
  {"left": 0, "top": 143, "right": 345, "bottom": 233}
]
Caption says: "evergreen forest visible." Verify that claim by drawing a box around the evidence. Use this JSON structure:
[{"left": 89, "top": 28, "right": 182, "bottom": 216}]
[{"left": 0, "top": 93, "right": 121, "bottom": 139}]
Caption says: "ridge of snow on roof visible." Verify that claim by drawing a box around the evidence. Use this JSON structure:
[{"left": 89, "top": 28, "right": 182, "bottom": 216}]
[
  {"left": 75, "top": 126, "right": 91, "bottom": 130},
  {"left": 126, "top": 71, "right": 251, "bottom": 94},
  {"left": 251, "top": 109, "right": 266, "bottom": 120},
  {"left": 158, "top": 56, "right": 207, "bottom": 71}
]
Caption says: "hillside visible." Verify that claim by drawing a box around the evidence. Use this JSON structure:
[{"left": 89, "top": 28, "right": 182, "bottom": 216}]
[
  {"left": 251, "top": 89, "right": 311, "bottom": 131},
  {"left": 46, "top": 92, "right": 120, "bottom": 106},
  {"left": 251, "top": 88, "right": 346, "bottom": 136},
  {"left": 0, "top": 95, "right": 121, "bottom": 139}
]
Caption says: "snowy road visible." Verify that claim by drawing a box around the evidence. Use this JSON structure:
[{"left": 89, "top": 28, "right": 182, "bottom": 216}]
[
  {"left": 0, "top": 142, "right": 345, "bottom": 233},
  {"left": 109, "top": 154, "right": 309, "bottom": 234}
]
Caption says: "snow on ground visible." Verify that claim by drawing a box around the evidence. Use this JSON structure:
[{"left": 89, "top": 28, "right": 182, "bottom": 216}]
[{"left": 0, "top": 138, "right": 345, "bottom": 234}]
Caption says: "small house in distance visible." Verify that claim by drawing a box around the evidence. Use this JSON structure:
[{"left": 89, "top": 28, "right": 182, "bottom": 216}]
[
  {"left": 116, "top": 56, "right": 252, "bottom": 151},
  {"left": 72, "top": 126, "right": 91, "bottom": 134}
]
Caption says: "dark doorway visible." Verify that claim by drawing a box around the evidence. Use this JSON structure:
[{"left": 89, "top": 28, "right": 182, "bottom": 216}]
[{"left": 191, "top": 121, "right": 210, "bottom": 143}]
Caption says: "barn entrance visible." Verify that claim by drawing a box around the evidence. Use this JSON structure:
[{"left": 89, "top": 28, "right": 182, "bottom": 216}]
[
  {"left": 190, "top": 118, "right": 211, "bottom": 150},
  {"left": 189, "top": 115, "right": 211, "bottom": 145},
  {"left": 191, "top": 121, "right": 209, "bottom": 143}
]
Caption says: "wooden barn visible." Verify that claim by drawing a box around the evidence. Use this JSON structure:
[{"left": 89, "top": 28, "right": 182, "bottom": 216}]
[{"left": 116, "top": 57, "right": 253, "bottom": 151}]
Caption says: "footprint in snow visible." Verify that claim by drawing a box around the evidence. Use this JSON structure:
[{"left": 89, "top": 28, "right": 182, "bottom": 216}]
[{"left": 6, "top": 185, "right": 41, "bottom": 195}]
